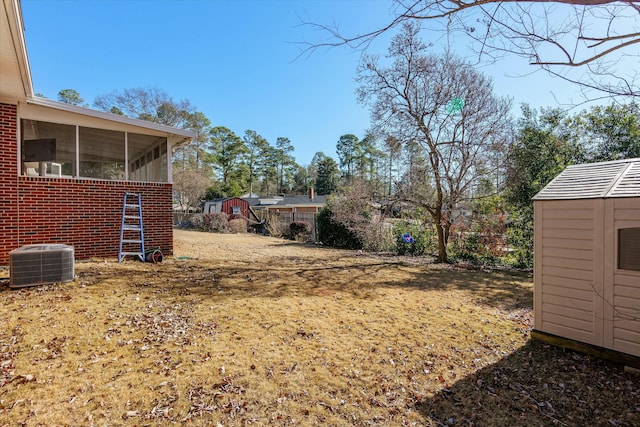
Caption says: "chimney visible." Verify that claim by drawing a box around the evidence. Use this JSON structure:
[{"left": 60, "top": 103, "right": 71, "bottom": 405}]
[{"left": 309, "top": 187, "right": 314, "bottom": 200}]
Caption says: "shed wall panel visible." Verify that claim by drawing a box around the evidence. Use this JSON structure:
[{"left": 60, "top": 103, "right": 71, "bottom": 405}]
[
  {"left": 541, "top": 247, "right": 593, "bottom": 261},
  {"left": 542, "top": 274, "right": 595, "bottom": 291},
  {"left": 542, "top": 238, "right": 593, "bottom": 251},
  {"left": 542, "top": 256, "right": 593, "bottom": 271},
  {"left": 614, "top": 273, "right": 640, "bottom": 288},
  {"left": 613, "top": 296, "right": 640, "bottom": 310},
  {"left": 541, "top": 294, "right": 593, "bottom": 312},
  {"left": 613, "top": 198, "right": 639, "bottom": 210},
  {"left": 542, "top": 219, "right": 594, "bottom": 229},
  {"left": 536, "top": 199, "right": 599, "bottom": 345},
  {"left": 542, "top": 265, "right": 594, "bottom": 282},
  {"left": 542, "top": 302, "right": 594, "bottom": 322},
  {"left": 542, "top": 228, "right": 593, "bottom": 240},
  {"left": 542, "top": 312, "right": 593, "bottom": 333},
  {"left": 614, "top": 320, "right": 640, "bottom": 335},
  {"left": 615, "top": 284, "right": 640, "bottom": 299},
  {"left": 613, "top": 341, "right": 640, "bottom": 357},
  {"left": 542, "top": 209, "right": 596, "bottom": 220},
  {"left": 610, "top": 197, "right": 640, "bottom": 356},
  {"left": 543, "top": 284, "right": 592, "bottom": 302},
  {"left": 542, "top": 323, "right": 596, "bottom": 344},
  {"left": 613, "top": 336, "right": 640, "bottom": 357},
  {"left": 614, "top": 210, "right": 639, "bottom": 221}
]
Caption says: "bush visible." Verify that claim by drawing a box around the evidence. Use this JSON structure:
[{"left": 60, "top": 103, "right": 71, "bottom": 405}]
[
  {"left": 258, "top": 211, "right": 288, "bottom": 238},
  {"left": 290, "top": 221, "right": 312, "bottom": 242},
  {"left": 449, "top": 231, "right": 480, "bottom": 263},
  {"left": 449, "top": 231, "right": 502, "bottom": 266},
  {"left": 392, "top": 221, "right": 435, "bottom": 256},
  {"left": 317, "top": 207, "right": 363, "bottom": 249},
  {"left": 229, "top": 218, "right": 247, "bottom": 233},
  {"left": 504, "top": 214, "right": 534, "bottom": 269},
  {"left": 191, "top": 212, "right": 230, "bottom": 232}
]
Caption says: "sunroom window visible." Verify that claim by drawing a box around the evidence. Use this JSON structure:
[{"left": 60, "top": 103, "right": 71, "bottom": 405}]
[
  {"left": 20, "top": 119, "right": 169, "bottom": 182},
  {"left": 21, "top": 119, "right": 75, "bottom": 177},
  {"left": 128, "top": 133, "right": 168, "bottom": 182},
  {"left": 79, "top": 126, "right": 125, "bottom": 180}
]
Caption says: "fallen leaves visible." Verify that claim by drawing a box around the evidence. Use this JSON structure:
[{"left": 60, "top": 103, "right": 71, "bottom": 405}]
[{"left": 0, "top": 231, "right": 637, "bottom": 426}]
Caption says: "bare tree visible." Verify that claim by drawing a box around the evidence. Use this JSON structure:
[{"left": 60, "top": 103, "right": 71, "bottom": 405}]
[
  {"left": 173, "top": 169, "right": 212, "bottom": 213},
  {"left": 303, "top": 0, "right": 640, "bottom": 99},
  {"left": 94, "top": 86, "right": 194, "bottom": 127},
  {"left": 357, "top": 22, "right": 511, "bottom": 262}
]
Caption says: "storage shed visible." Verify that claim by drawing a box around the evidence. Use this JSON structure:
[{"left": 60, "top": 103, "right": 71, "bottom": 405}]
[
  {"left": 532, "top": 158, "right": 640, "bottom": 364},
  {"left": 203, "top": 197, "right": 250, "bottom": 219}
]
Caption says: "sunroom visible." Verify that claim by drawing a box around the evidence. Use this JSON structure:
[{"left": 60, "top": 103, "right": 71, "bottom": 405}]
[{"left": 18, "top": 96, "right": 192, "bottom": 183}]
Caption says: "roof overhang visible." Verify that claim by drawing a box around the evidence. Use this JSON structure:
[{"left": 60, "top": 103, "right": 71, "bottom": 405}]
[
  {"left": 0, "top": 0, "right": 34, "bottom": 102},
  {"left": 23, "top": 96, "right": 195, "bottom": 145}
]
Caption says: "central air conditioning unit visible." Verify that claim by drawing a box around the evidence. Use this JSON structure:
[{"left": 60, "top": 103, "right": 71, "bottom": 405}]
[{"left": 9, "top": 244, "right": 75, "bottom": 288}]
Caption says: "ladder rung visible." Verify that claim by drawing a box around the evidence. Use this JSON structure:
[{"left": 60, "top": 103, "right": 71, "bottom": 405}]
[
  {"left": 124, "top": 215, "right": 141, "bottom": 219},
  {"left": 123, "top": 225, "right": 141, "bottom": 230},
  {"left": 122, "top": 239, "right": 143, "bottom": 244},
  {"left": 121, "top": 252, "right": 144, "bottom": 256},
  {"left": 125, "top": 204, "right": 140, "bottom": 209}
]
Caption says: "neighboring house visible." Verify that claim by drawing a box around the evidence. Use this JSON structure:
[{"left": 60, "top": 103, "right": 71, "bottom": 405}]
[
  {"left": 246, "top": 193, "right": 327, "bottom": 220},
  {"left": 0, "top": 0, "right": 195, "bottom": 265},
  {"left": 201, "top": 193, "right": 327, "bottom": 227},
  {"left": 203, "top": 197, "right": 251, "bottom": 220},
  {"left": 532, "top": 159, "right": 640, "bottom": 366},
  {"left": 245, "top": 192, "right": 327, "bottom": 237}
]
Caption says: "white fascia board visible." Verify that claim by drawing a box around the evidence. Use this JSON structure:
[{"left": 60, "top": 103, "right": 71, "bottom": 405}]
[
  {"left": 25, "top": 96, "right": 196, "bottom": 141},
  {"left": 4, "top": 0, "right": 34, "bottom": 98},
  {"left": 14, "top": 0, "right": 33, "bottom": 97}
]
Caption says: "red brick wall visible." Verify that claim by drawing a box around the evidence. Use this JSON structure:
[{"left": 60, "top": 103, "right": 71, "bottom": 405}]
[
  {"left": 0, "top": 103, "right": 19, "bottom": 264},
  {"left": 0, "top": 102, "right": 174, "bottom": 265}
]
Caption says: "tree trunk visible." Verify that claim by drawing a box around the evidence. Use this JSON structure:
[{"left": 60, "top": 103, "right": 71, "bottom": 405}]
[{"left": 433, "top": 209, "right": 448, "bottom": 263}]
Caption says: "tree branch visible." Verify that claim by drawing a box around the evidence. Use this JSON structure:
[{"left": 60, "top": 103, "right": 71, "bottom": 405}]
[{"left": 301, "top": 0, "right": 640, "bottom": 99}]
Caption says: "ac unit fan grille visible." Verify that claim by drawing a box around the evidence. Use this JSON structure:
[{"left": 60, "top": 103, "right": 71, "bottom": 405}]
[{"left": 10, "top": 244, "right": 74, "bottom": 288}]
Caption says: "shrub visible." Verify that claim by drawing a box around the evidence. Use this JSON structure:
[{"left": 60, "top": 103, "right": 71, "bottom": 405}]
[
  {"left": 229, "top": 218, "right": 247, "bottom": 233},
  {"left": 256, "top": 211, "right": 288, "bottom": 237},
  {"left": 290, "top": 221, "right": 312, "bottom": 242},
  {"left": 191, "top": 212, "right": 230, "bottom": 232},
  {"left": 392, "top": 221, "right": 435, "bottom": 256},
  {"left": 450, "top": 231, "right": 481, "bottom": 263},
  {"left": 317, "top": 206, "right": 363, "bottom": 249},
  {"left": 504, "top": 214, "right": 534, "bottom": 269}
]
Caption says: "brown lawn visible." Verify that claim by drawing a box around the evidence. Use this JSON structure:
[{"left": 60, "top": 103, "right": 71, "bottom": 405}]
[{"left": 0, "top": 229, "right": 638, "bottom": 426}]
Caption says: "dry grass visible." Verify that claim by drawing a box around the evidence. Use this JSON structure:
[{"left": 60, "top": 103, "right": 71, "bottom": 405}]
[{"left": 0, "top": 230, "right": 638, "bottom": 426}]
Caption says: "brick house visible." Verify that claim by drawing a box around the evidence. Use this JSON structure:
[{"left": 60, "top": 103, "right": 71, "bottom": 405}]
[
  {"left": 0, "top": 0, "right": 194, "bottom": 265},
  {"left": 245, "top": 192, "right": 328, "bottom": 238}
]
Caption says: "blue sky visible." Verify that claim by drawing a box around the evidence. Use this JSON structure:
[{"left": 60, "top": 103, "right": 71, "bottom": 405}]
[{"left": 22, "top": 0, "right": 591, "bottom": 166}]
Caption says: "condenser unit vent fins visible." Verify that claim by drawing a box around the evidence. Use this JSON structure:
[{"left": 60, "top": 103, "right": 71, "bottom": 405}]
[{"left": 10, "top": 244, "right": 75, "bottom": 288}]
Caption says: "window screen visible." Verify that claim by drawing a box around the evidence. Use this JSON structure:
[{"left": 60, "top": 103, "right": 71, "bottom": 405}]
[
  {"left": 618, "top": 228, "right": 640, "bottom": 271},
  {"left": 21, "top": 119, "right": 75, "bottom": 177}
]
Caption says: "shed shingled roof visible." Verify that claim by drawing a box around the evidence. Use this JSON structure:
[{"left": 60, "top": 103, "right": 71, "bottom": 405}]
[{"left": 533, "top": 158, "right": 640, "bottom": 200}]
